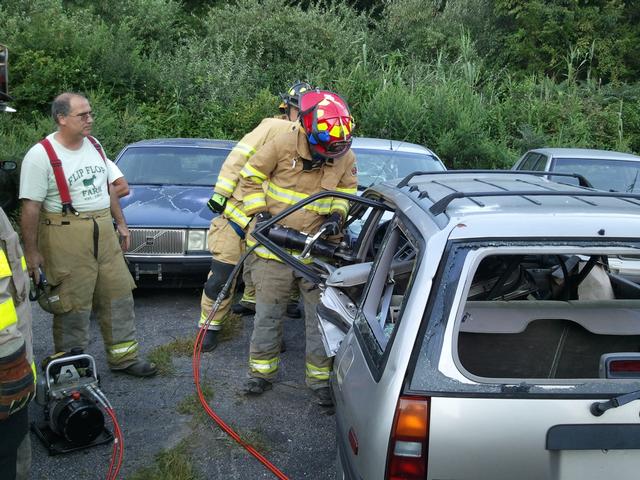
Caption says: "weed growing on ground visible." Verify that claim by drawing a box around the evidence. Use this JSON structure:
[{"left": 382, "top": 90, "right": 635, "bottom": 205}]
[
  {"left": 129, "top": 439, "right": 199, "bottom": 480},
  {"left": 219, "top": 311, "right": 243, "bottom": 342},
  {"left": 148, "top": 337, "right": 195, "bottom": 376},
  {"left": 176, "top": 382, "right": 214, "bottom": 425}
]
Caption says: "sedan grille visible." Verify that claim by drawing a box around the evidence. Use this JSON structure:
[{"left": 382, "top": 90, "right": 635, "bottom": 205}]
[{"left": 128, "top": 228, "right": 186, "bottom": 255}]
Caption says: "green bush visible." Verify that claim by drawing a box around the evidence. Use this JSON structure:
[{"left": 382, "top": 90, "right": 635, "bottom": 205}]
[{"left": 0, "top": 0, "right": 639, "bottom": 173}]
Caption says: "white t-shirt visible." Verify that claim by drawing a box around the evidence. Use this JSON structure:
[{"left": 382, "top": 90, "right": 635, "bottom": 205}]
[{"left": 20, "top": 133, "right": 120, "bottom": 213}]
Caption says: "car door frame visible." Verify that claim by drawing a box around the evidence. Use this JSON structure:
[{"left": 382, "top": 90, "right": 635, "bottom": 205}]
[{"left": 251, "top": 190, "right": 391, "bottom": 284}]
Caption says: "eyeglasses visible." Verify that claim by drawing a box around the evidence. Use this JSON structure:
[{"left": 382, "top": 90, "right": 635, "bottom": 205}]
[{"left": 69, "top": 111, "right": 95, "bottom": 121}]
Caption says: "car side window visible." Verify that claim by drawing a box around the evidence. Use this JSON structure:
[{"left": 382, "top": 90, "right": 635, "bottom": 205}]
[
  {"left": 518, "top": 153, "right": 546, "bottom": 171},
  {"left": 518, "top": 153, "right": 538, "bottom": 170},
  {"left": 531, "top": 154, "right": 548, "bottom": 171},
  {"left": 354, "top": 217, "right": 420, "bottom": 369}
]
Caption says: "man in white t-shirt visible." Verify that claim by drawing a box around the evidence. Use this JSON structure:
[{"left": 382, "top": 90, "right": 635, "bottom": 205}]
[
  {"left": 19, "top": 92, "right": 156, "bottom": 377},
  {"left": 108, "top": 159, "right": 129, "bottom": 198}
]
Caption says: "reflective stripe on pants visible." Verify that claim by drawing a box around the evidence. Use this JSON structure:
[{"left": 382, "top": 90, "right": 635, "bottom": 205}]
[{"left": 248, "top": 257, "right": 332, "bottom": 388}]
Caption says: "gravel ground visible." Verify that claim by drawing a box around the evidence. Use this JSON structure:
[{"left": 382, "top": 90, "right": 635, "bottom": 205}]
[{"left": 28, "top": 287, "right": 337, "bottom": 480}]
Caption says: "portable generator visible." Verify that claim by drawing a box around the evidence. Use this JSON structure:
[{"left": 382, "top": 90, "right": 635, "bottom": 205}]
[{"left": 32, "top": 349, "right": 113, "bottom": 455}]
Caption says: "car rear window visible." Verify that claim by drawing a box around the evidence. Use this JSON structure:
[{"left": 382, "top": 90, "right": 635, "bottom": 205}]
[
  {"left": 116, "top": 146, "right": 227, "bottom": 186},
  {"left": 457, "top": 251, "right": 640, "bottom": 381},
  {"left": 353, "top": 148, "right": 445, "bottom": 188},
  {"left": 551, "top": 158, "right": 640, "bottom": 192},
  {"left": 410, "top": 241, "right": 640, "bottom": 395}
]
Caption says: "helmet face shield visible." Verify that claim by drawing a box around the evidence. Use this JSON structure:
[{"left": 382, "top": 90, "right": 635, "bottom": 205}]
[{"left": 300, "top": 90, "right": 354, "bottom": 159}]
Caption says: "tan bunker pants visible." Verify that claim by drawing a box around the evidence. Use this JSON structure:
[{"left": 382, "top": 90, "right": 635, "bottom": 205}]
[
  {"left": 38, "top": 209, "right": 139, "bottom": 369},
  {"left": 199, "top": 216, "right": 246, "bottom": 330},
  {"left": 248, "top": 257, "right": 331, "bottom": 390}
]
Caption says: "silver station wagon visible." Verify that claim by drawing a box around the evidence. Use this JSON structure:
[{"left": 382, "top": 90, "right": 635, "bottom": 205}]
[{"left": 256, "top": 171, "right": 640, "bottom": 480}]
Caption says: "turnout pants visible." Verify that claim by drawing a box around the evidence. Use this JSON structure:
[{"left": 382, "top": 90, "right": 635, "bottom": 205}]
[
  {"left": 38, "top": 209, "right": 139, "bottom": 369},
  {"left": 248, "top": 257, "right": 331, "bottom": 390},
  {"left": 199, "top": 216, "right": 246, "bottom": 330}
]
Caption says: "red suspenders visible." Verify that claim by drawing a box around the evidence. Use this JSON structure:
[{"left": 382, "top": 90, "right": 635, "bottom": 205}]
[
  {"left": 39, "top": 135, "right": 108, "bottom": 216},
  {"left": 86, "top": 135, "right": 107, "bottom": 161}
]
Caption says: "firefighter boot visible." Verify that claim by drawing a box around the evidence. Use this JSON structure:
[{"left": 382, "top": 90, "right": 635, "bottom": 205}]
[
  {"left": 202, "top": 330, "right": 219, "bottom": 352},
  {"left": 286, "top": 302, "right": 302, "bottom": 318},
  {"left": 244, "top": 377, "right": 273, "bottom": 395},
  {"left": 231, "top": 302, "right": 255, "bottom": 315},
  {"left": 313, "top": 387, "right": 334, "bottom": 407}
]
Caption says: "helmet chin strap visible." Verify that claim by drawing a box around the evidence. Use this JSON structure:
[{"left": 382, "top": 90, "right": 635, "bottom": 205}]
[{"left": 302, "top": 152, "right": 333, "bottom": 171}]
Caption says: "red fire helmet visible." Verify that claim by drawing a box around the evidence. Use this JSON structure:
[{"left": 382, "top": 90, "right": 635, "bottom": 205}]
[{"left": 299, "top": 90, "right": 354, "bottom": 159}]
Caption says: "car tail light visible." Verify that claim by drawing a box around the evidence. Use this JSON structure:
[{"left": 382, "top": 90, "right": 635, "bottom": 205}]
[
  {"left": 600, "top": 353, "right": 640, "bottom": 378},
  {"left": 386, "top": 396, "right": 430, "bottom": 480},
  {"left": 610, "top": 360, "right": 640, "bottom": 374}
]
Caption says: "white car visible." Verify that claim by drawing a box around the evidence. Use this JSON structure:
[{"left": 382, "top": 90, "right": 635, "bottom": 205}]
[{"left": 514, "top": 147, "right": 640, "bottom": 282}]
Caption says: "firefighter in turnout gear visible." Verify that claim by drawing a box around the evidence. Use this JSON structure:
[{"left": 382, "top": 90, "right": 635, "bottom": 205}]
[
  {"left": 0, "top": 48, "right": 36, "bottom": 479},
  {"left": 199, "top": 82, "right": 311, "bottom": 352},
  {"left": 0, "top": 207, "right": 35, "bottom": 480},
  {"left": 20, "top": 93, "right": 157, "bottom": 377},
  {"left": 239, "top": 90, "right": 357, "bottom": 406}
]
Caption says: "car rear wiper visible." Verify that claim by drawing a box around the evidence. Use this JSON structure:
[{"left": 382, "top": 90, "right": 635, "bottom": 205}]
[{"left": 590, "top": 389, "right": 640, "bottom": 416}]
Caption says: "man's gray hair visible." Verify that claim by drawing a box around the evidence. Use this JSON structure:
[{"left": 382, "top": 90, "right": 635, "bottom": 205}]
[{"left": 51, "top": 92, "right": 86, "bottom": 124}]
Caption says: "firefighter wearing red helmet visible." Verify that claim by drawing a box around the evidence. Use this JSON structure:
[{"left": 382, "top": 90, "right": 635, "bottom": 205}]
[
  {"left": 198, "top": 81, "right": 312, "bottom": 351},
  {"left": 238, "top": 90, "right": 357, "bottom": 406}
]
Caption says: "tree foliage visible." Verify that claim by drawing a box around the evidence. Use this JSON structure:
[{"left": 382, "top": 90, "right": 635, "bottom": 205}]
[{"left": 0, "top": 0, "right": 639, "bottom": 172}]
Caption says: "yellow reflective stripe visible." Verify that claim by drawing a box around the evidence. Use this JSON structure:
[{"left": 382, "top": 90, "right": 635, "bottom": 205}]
[
  {"left": 0, "top": 297, "right": 18, "bottom": 329},
  {"left": 267, "top": 182, "right": 307, "bottom": 204},
  {"left": 247, "top": 238, "right": 314, "bottom": 264},
  {"left": 233, "top": 142, "right": 256, "bottom": 159},
  {"left": 240, "top": 163, "right": 268, "bottom": 182},
  {"left": 223, "top": 203, "right": 251, "bottom": 228},
  {"left": 108, "top": 341, "right": 139, "bottom": 355},
  {"left": 31, "top": 361, "right": 37, "bottom": 384},
  {"left": 240, "top": 292, "right": 256, "bottom": 303},
  {"left": 330, "top": 198, "right": 350, "bottom": 217},
  {"left": 249, "top": 356, "right": 279, "bottom": 374},
  {"left": 215, "top": 176, "right": 236, "bottom": 195},
  {"left": 21, "top": 256, "right": 27, "bottom": 271},
  {"left": 243, "top": 193, "right": 267, "bottom": 212},
  {"left": 199, "top": 312, "right": 223, "bottom": 328},
  {"left": 266, "top": 183, "right": 333, "bottom": 214},
  {"left": 306, "top": 362, "right": 331, "bottom": 380},
  {"left": 0, "top": 250, "right": 11, "bottom": 278},
  {"left": 335, "top": 186, "right": 357, "bottom": 195}
]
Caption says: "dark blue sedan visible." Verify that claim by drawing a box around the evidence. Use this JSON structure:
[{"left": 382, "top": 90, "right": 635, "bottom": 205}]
[
  {"left": 114, "top": 137, "right": 445, "bottom": 286},
  {"left": 114, "top": 138, "right": 234, "bottom": 285}
]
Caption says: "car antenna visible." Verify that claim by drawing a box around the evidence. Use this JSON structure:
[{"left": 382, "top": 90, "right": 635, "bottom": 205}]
[{"left": 393, "top": 107, "right": 429, "bottom": 152}]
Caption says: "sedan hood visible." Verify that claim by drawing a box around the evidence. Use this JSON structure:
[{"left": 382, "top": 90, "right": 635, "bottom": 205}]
[{"left": 120, "top": 185, "right": 214, "bottom": 228}]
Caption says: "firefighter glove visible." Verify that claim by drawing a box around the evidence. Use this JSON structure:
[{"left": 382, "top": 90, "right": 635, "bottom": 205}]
[
  {"left": 207, "top": 193, "right": 227, "bottom": 214},
  {"left": 254, "top": 211, "right": 273, "bottom": 235},
  {"left": 321, "top": 212, "right": 343, "bottom": 236}
]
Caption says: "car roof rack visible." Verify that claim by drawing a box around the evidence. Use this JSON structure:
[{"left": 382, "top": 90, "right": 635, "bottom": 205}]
[
  {"left": 429, "top": 190, "right": 640, "bottom": 216},
  {"left": 397, "top": 170, "right": 593, "bottom": 188}
]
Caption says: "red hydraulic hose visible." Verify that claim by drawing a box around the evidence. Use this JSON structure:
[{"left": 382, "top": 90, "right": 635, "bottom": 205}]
[{"left": 192, "top": 263, "right": 290, "bottom": 480}]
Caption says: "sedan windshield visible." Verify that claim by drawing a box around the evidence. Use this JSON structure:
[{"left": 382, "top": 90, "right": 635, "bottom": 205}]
[
  {"left": 552, "top": 158, "right": 640, "bottom": 193},
  {"left": 353, "top": 148, "right": 445, "bottom": 188},
  {"left": 116, "top": 146, "right": 227, "bottom": 186}
]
